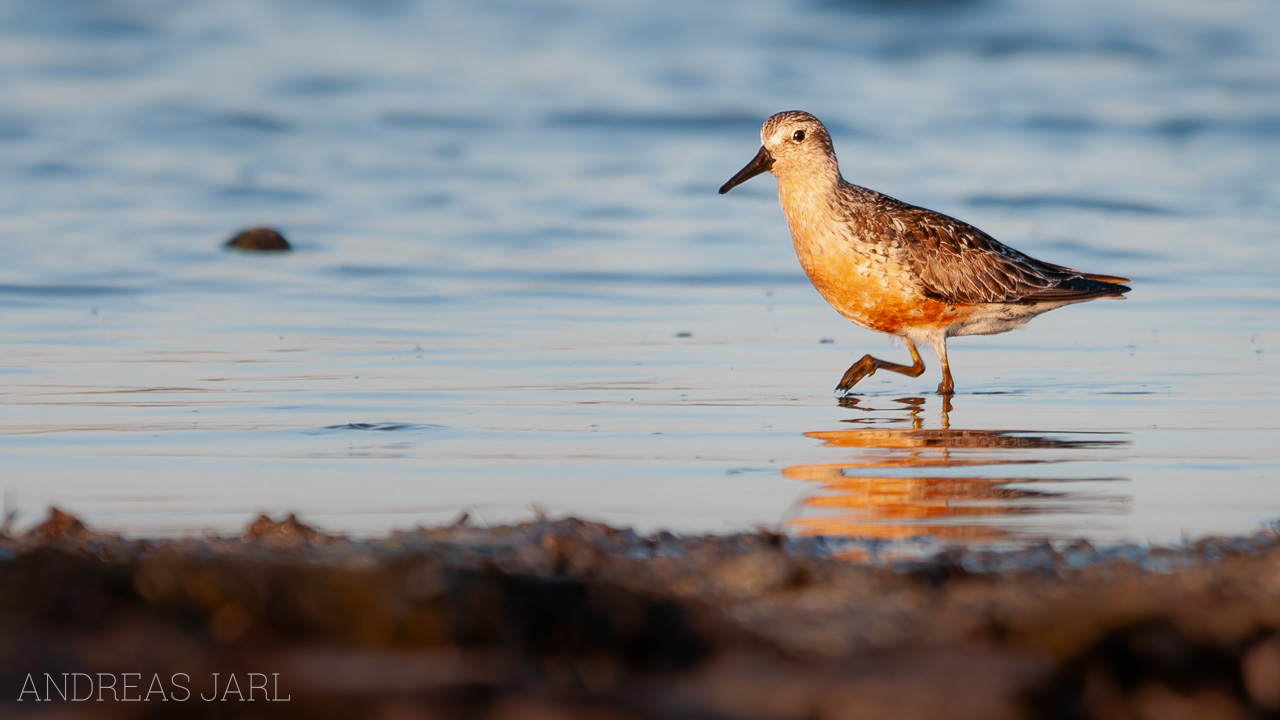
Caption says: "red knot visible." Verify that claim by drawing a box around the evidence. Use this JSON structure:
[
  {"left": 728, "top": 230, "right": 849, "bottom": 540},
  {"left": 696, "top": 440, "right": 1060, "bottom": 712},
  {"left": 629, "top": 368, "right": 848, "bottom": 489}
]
[{"left": 719, "top": 110, "right": 1130, "bottom": 395}]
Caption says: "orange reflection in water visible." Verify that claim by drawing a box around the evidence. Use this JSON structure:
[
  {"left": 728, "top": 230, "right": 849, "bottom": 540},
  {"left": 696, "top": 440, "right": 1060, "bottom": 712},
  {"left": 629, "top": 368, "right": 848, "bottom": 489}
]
[{"left": 785, "top": 397, "right": 1128, "bottom": 544}]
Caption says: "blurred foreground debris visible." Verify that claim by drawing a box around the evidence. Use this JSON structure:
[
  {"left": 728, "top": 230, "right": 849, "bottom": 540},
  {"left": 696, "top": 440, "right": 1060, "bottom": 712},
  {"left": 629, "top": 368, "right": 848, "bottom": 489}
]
[{"left": 2, "top": 508, "right": 1280, "bottom": 718}]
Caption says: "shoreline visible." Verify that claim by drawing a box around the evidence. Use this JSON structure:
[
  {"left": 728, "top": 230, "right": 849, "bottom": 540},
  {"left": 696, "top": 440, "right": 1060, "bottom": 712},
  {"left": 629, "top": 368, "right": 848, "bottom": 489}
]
[{"left": 3, "top": 508, "right": 1280, "bottom": 717}]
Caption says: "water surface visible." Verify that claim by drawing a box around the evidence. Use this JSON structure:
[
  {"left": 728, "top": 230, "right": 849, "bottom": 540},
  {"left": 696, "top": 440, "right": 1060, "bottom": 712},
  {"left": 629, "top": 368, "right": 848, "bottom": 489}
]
[{"left": 1, "top": 0, "right": 1278, "bottom": 547}]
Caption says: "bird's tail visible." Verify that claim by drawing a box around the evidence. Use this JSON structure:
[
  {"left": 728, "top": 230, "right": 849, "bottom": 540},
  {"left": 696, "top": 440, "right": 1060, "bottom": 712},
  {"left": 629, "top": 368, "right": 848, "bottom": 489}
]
[
  {"left": 1018, "top": 266, "right": 1131, "bottom": 302},
  {"left": 1080, "top": 271, "right": 1130, "bottom": 284}
]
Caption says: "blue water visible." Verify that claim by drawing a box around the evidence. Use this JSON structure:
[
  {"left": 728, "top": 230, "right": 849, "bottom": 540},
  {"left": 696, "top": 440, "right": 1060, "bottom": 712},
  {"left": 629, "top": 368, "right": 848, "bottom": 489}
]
[{"left": 1, "top": 0, "right": 1278, "bottom": 546}]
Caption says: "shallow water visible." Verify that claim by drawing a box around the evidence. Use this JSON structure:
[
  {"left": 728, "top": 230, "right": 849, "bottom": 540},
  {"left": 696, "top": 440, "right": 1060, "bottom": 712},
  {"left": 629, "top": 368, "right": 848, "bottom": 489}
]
[{"left": 1, "top": 0, "right": 1278, "bottom": 546}]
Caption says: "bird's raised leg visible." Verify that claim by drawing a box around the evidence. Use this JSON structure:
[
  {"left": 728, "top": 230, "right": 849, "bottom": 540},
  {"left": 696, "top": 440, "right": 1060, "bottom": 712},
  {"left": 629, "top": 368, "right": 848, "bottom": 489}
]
[
  {"left": 933, "top": 338, "right": 955, "bottom": 396},
  {"left": 835, "top": 340, "right": 925, "bottom": 395}
]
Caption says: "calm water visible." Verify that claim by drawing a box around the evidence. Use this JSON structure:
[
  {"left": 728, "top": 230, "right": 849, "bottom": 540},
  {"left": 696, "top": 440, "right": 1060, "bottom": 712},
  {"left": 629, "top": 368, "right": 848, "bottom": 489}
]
[{"left": 1, "top": 0, "right": 1278, "bottom": 547}]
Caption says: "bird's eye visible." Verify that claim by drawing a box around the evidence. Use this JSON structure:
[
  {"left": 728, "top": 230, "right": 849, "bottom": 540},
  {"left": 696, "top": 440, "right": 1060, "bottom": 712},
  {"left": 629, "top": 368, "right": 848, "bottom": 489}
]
[{"left": 792, "top": 130, "right": 805, "bottom": 143}]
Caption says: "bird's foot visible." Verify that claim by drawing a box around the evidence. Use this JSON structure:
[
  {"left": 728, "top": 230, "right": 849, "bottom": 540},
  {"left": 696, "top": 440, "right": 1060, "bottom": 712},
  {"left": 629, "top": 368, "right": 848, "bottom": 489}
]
[
  {"left": 936, "top": 365, "right": 955, "bottom": 396},
  {"left": 835, "top": 356, "right": 878, "bottom": 395}
]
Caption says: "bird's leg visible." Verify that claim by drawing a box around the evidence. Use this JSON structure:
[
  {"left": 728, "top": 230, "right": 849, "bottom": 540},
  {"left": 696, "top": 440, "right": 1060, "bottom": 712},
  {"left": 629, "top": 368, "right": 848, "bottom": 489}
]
[
  {"left": 934, "top": 338, "right": 955, "bottom": 396},
  {"left": 835, "top": 340, "right": 925, "bottom": 395}
]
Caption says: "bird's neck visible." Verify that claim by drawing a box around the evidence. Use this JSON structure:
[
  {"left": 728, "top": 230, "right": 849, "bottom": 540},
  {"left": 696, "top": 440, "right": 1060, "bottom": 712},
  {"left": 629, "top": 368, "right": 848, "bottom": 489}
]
[{"left": 774, "top": 161, "right": 848, "bottom": 242}]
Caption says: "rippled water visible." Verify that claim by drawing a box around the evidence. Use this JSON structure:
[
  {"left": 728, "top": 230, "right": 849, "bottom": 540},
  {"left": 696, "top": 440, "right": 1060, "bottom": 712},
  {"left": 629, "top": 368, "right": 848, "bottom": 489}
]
[{"left": 1, "top": 0, "right": 1278, "bottom": 546}]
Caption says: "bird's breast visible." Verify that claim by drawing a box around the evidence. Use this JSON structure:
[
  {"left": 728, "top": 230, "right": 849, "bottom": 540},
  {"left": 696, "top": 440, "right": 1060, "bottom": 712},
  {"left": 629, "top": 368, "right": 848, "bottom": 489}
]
[{"left": 781, "top": 199, "right": 968, "bottom": 336}]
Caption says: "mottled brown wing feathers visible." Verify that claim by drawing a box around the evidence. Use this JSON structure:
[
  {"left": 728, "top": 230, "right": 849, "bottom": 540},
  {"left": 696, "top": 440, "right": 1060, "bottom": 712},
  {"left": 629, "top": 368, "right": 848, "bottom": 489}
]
[{"left": 876, "top": 201, "right": 1130, "bottom": 305}]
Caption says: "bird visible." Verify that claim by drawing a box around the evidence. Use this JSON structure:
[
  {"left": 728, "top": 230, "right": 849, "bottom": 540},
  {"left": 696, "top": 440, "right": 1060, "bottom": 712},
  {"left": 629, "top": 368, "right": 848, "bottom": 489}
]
[{"left": 719, "top": 111, "right": 1130, "bottom": 396}]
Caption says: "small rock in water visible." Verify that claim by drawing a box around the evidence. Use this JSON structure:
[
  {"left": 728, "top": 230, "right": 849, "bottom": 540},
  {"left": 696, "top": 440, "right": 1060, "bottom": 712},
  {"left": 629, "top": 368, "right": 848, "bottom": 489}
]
[{"left": 225, "top": 227, "right": 291, "bottom": 252}]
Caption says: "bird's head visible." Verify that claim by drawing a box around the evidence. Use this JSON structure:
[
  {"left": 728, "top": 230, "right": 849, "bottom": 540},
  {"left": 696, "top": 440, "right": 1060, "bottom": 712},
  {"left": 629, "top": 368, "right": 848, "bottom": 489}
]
[{"left": 719, "top": 111, "right": 837, "bottom": 194}]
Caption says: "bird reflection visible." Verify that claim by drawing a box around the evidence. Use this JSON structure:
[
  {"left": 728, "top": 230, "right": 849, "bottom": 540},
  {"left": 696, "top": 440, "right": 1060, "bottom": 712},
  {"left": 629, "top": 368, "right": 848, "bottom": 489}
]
[{"left": 785, "top": 396, "right": 1129, "bottom": 544}]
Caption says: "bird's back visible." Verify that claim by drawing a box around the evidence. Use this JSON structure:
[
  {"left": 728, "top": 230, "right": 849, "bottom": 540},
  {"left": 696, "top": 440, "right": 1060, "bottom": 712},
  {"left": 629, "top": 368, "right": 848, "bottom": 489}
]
[{"left": 845, "top": 183, "right": 1131, "bottom": 306}]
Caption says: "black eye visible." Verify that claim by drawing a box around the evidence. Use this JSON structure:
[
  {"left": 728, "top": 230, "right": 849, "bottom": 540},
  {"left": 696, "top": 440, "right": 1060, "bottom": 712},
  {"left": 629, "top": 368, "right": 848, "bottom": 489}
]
[{"left": 792, "top": 130, "right": 805, "bottom": 142}]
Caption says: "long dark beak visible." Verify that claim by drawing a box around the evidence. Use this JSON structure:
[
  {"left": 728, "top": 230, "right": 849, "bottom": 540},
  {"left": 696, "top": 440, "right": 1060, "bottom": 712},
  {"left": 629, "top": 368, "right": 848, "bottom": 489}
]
[{"left": 718, "top": 146, "right": 774, "bottom": 194}]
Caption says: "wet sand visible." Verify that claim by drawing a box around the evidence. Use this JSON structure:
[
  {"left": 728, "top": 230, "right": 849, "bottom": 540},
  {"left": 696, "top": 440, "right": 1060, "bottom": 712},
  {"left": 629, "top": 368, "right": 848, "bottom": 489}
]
[{"left": 4, "top": 509, "right": 1280, "bottom": 718}]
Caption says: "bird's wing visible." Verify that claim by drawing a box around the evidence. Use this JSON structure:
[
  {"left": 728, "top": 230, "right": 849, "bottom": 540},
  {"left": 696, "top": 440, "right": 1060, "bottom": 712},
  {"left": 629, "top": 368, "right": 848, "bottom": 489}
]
[{"left": 876, "top": 201, "right": 1128, "bottom": 305}]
